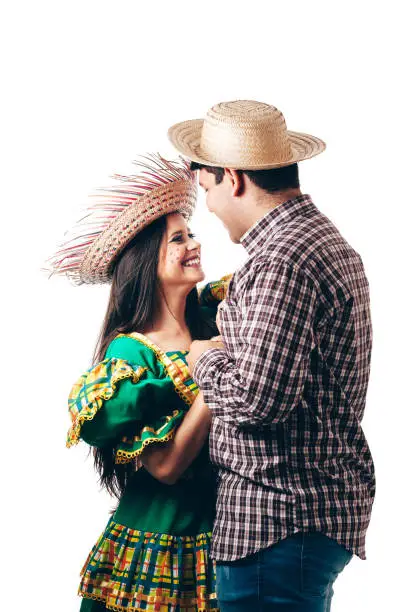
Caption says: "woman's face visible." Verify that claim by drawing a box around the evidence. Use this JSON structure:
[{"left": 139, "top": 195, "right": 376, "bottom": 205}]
[{"left": 157, "top": 213, "right": 204, "bottom": 289}]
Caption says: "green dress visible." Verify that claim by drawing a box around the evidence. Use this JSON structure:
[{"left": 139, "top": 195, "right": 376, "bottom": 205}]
[{"left": 67, "top": 279, "right": 231, "bottom": 612}]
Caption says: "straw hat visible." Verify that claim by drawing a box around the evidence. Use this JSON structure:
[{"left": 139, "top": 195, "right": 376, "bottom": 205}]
[
  {"left": 168, "top": 100, "right": 326, "bottom": 170},
  {"left": 46, "top": 155, "right": 197, "bottom": 285}
]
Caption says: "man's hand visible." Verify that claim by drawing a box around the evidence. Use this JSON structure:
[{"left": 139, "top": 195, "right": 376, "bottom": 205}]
[
  {"left": 187, "top": 339, "right": 224, "bottom": 374},
  {"left": 211, "top": 335, "right": 224, "bottom": 343}
]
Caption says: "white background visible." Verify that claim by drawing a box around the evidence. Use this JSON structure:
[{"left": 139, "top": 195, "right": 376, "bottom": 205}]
[{"left": 1, "top": 1, "right": 407, "bottom": 610}]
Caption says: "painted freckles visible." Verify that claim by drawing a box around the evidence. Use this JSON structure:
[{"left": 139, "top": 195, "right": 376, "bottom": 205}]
[
  {"left": 168, "top": 246, "right": 183, "bottom": 265},
  {"left": 157, "top": 213, "right": 204, "bottom": 286}
]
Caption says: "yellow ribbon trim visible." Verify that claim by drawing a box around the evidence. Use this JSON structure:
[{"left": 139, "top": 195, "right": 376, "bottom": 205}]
[
  {"left": 116, "top": 332, "right": 198, "bottom": 407},
  {"left": 115, "top": 409, "right": 183, "bottom": 464},
  {"left": 67, "top": 363, "right": 147, "bottom": 448}
]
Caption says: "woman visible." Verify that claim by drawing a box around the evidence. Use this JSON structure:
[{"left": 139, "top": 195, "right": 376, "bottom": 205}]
[{"left": 47, "top": 155, "right": 229, "bottom": 611}]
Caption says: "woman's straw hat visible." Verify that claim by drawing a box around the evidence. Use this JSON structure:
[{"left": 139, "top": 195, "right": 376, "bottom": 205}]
[
  {"left": 168, "top": 100, "right": 326, "bottom": 170},
  {"left": 46, "top": 155, "right": 196, "bottom": 285}
]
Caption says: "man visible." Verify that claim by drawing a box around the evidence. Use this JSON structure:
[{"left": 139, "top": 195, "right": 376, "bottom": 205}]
[{"left": 168, "top": 100, "right": 375, "bottom": 611}]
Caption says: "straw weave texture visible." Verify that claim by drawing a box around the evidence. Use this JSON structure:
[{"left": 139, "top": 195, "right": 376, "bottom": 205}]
[{"left": 168, "top": 100, "right": 326, "bottom": 169}]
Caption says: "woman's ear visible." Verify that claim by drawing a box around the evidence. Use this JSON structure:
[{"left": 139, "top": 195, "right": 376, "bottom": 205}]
[{"left": 224, "top": 168, "right": 245, "bottom": 197}]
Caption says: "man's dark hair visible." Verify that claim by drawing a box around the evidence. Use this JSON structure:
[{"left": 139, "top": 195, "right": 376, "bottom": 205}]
[{"left": 190, "top": 161, "right": 300, "bottom": 194}]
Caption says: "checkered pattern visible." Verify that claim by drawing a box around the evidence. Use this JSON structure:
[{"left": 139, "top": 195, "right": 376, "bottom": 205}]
[
  {"left": 194, "top": 195, "right": 375, "bottom": 561},
  {"left": 199, "top": 275, "right": 233, "bottom": 307},
  {"left": 79, "top": 519, "right": 218, "bottom": 611},
  {"left": 67, "top": 358, "right": 147, "bottom": 448},
  {"left": 167, "top": 350, "right": 199, "bottom": 397}
]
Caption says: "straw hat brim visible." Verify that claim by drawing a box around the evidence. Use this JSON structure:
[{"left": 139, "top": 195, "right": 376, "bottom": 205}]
[
  {"left": 168, "top": 119, "right": 326, "bottom": 170},
  {"left": 79, "top": 180, "right": 196, "bottom": 284}
]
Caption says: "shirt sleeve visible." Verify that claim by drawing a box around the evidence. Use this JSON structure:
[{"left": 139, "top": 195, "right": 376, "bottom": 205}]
[{"left": 193, "top": 259, "right": 317, "bottom": 427}]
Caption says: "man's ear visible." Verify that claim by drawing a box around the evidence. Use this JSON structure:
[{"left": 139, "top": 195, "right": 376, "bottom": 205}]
[{"left": 224, "top": 168, "right": 245, "bottom": 197}]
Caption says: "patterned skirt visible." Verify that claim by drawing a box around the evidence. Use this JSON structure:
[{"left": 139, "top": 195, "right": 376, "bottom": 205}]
[{"left": 78, "top": 518, "right": 218, "bottom": 611}]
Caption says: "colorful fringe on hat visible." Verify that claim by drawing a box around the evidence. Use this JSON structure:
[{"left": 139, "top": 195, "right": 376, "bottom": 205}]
[{"left": 45, "top": 154, "right": 197, "bottom": 285}]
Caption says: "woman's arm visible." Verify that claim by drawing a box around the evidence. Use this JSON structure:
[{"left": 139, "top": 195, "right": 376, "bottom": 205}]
[{"left": 140, "top": 391, "right": 211, "bottom": 485}]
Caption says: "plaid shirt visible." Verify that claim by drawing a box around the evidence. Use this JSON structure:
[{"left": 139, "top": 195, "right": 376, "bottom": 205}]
[{"left": 194, "top": 194, "right": 375, "bottom": 562}]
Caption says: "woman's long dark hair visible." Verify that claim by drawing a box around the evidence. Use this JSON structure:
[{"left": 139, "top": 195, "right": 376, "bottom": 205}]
[{"left": 93, "top": 215, "right": 217, "bottom": 499}]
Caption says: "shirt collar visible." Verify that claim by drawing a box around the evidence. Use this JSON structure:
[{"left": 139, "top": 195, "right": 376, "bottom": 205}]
[{"left": 240, "top": 194, "right": 317, "bottom": 256}]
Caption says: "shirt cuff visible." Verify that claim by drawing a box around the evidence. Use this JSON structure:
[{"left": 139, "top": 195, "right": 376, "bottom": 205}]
[{"left": 193, "top": 348, "right": 226, "bottom": 395}]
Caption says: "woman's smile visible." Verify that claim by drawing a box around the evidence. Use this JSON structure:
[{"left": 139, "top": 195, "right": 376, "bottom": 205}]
[{"left": 182, "top": 253, "right": 201, "bottom": 268}]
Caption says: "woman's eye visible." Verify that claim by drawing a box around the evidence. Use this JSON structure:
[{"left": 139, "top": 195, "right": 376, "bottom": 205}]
[{"left": 171, "top": 233, "right": 196, "bottom": 243}]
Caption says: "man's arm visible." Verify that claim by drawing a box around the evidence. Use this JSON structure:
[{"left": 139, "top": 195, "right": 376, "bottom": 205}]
[{"left": 193, "top": 259, "right": 318, "bottom": 428}]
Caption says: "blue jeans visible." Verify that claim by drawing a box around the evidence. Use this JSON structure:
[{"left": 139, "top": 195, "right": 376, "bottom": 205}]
[{"left": 215, "top": 532, "right": 353, "bottom": 611}]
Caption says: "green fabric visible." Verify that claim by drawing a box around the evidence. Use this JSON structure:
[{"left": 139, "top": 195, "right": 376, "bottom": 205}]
[
  {"left": 115, "top": 409, "right": 185, "bottom": 462},
  {"left": 110, "top": 345, "right": 216, "bottom": 535},
  {"left": 80, "top": 598, "right": 107, "bottom": 611},
  {"left": 80, "top": 337, "right": 185, "bottom": 447},
  {"left": 71, "top": 296, "right": 228, "bottom": 610},
  {"left": 74, "top": 338, "right": 216, "bottom": 536},
  {"left": 114, "top": 450, "right": 215, "bottom": 536}
]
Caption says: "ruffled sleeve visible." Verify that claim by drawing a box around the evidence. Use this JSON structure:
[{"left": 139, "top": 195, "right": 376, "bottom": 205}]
[
  {"left": 67, "top": 357, "right": 148, "bottom": 448},
  {"left": 198, "top": 274, "right": 233, "bottom": 307},
  {"left": 66, "top": 336, "right": 187, "bottom": 462},
  {"left": 114, "top": 409, "right": 185, "bottom": 464}
]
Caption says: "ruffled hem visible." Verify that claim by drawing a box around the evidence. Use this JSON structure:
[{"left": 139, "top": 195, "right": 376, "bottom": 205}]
[
  {"left": 67, "top": 358, "right": 147, "bottom": 448},
  {"left": 79, "top": 592, "right": 219, "bottom": 612},
  {"left": 115, "top": 409, "right": 185, "bottom": 464},
  {"left": 78, "top": 519, "right": 218, "bottom": 611}
]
